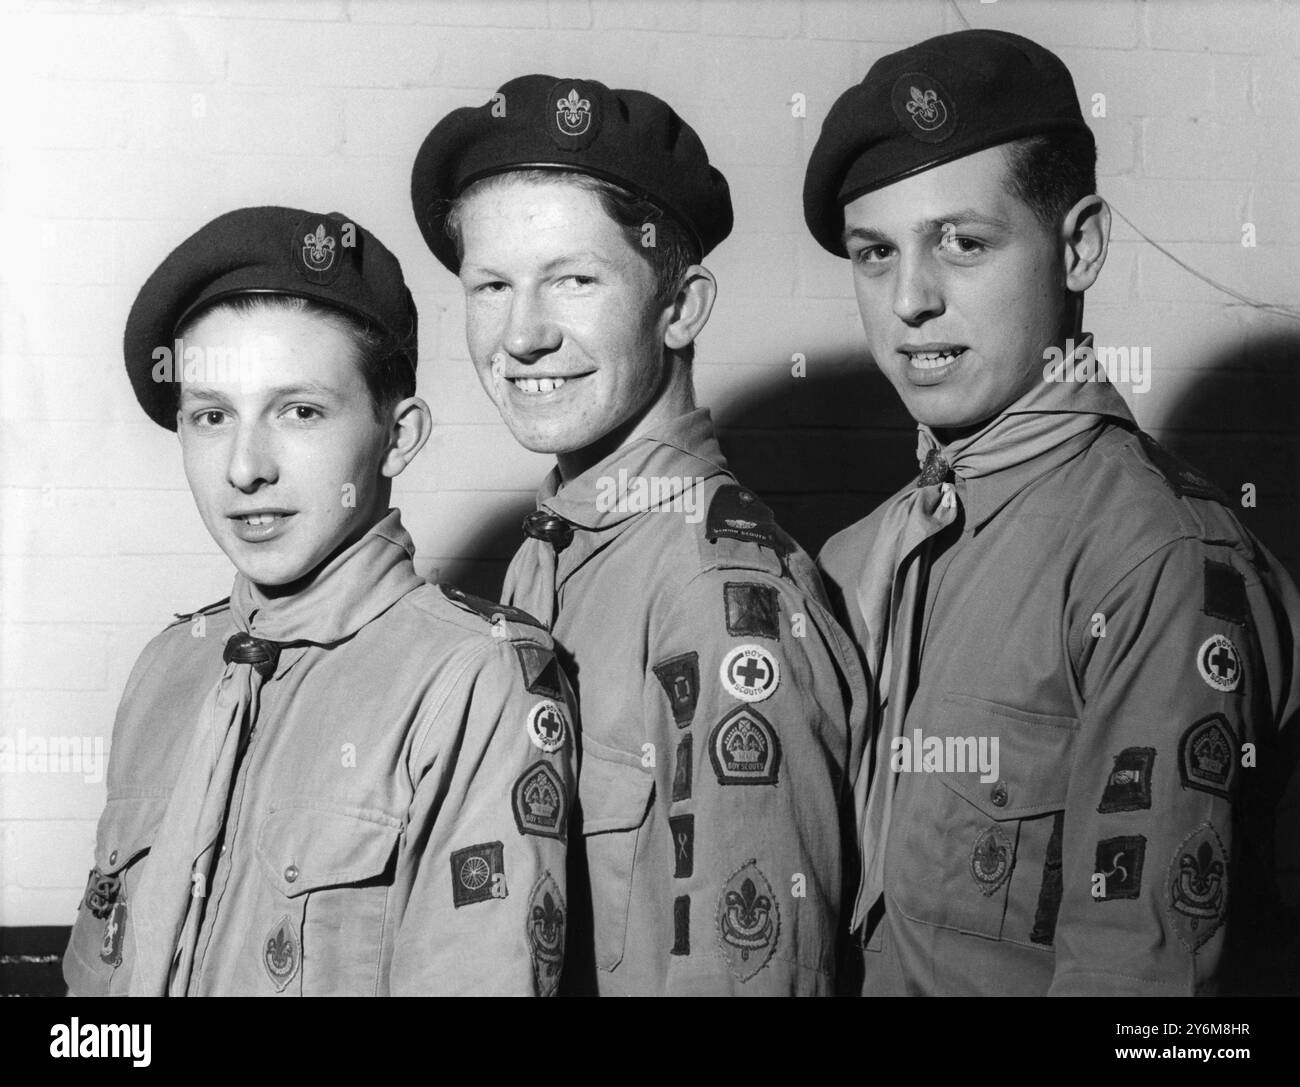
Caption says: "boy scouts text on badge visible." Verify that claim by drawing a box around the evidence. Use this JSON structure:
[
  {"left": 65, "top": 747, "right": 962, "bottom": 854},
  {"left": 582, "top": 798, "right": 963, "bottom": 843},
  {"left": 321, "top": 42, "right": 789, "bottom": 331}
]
[
  {"left": 594, "top": 471, "right": 707, "bottom": 524},
  {"left": 890, "top": 729, "right": 1000, "bottom": 783},
  {"left": 49, "top": 1018, "right": 151, "bottom": 1067}
]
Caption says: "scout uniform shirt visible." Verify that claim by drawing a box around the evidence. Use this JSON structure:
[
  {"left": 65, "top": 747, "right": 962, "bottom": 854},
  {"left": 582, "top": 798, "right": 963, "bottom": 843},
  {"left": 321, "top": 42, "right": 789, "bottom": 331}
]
[
  {"left": 820, "top": 386, "right": 1300, "bottom": 996},
  {"left": 502, "top": 408, "right": 867, "bottom": 996},
  {"left": 64, "top": 511, "right": 576, "bottom": 996}
]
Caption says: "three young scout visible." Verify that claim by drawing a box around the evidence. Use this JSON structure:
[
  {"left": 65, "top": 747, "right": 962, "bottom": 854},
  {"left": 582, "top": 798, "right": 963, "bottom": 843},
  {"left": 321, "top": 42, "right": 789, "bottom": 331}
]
[{"left": 67, "top": 29, "right": 1299, "bottom": 997}]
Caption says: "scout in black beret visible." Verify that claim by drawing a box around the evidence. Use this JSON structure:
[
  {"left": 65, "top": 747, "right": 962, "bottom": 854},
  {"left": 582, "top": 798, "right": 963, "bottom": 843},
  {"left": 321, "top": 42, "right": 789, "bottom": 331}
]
[{"left": 808, "top": 30, "right": 1300, "bottom": 1000}]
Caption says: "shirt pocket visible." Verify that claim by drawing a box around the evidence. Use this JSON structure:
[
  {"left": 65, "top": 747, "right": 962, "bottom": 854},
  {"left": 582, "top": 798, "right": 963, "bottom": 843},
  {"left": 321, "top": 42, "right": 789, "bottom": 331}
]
[
  {"left": 64, "top": 795, "right": 168, "bottom": 996},
  {"left": 256, "top": 803, "right": 401, "bottom": 996},
  {"left": 890, "top": 693, "right": 1077, "bottom": 946},
  {"left": 578, "top": 734, "right": 655, "bottom": 972}
]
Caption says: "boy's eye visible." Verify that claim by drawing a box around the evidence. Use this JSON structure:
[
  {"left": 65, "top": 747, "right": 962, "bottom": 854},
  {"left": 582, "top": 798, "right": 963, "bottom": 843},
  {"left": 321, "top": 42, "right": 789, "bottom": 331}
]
[
  {"left": 941, "top": 233, "right": 986, "bottom": 255},
  {"left": 190, "top": 409, "right": 227, "bottom": 428},
  {"left": 559, "top": 274, "right": 595, "bottom": 287},
  {"left": 286, "top": 405, "right": 321, "bottom": 422},
  {"left": 852, "top": 245, "right": 893, "bottom": 265}
]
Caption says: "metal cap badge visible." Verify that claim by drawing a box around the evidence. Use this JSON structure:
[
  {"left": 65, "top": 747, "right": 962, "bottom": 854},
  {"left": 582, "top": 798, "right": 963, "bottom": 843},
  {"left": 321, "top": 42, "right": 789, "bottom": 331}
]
[{"left": 549, "top": 79, "right": 601, "bottom": 151}]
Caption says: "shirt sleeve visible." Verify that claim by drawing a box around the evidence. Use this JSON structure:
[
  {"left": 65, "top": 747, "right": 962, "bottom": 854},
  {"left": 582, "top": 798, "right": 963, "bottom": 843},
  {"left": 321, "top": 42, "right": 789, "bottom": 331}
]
[
  {"left": 1049, "top": 537, "right": 1292, "bottom": 995},
  {"left": 389, "top": 631, "right": 577, "bottom": 996},
  {"left": 655, "top": 570, "right": 867, "bottom": 996}
]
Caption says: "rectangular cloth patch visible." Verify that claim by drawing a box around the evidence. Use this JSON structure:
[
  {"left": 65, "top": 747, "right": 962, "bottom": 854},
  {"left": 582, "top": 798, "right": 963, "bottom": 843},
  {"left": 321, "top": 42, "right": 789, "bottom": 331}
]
[
  {"left": 1203, "top": 559, "right": 1248, "bottom": 625},
  {"left": 672, "top": 735, "right": 693, "bottom": 802},
  {"left": 1029, "top": 811, "right": 1065, "bottom": 946},
  {"left": 670, "top": 814, "right": 694, "bottom": 878},
  {"left": 672, "top": 895, "right": 690, "bottom": 955},
  {"left": 724, "top": 582, "right": 780, "bottom": 639},
  {"left": 1094, "top": 835, "right": 1146, "bottom": 902}
]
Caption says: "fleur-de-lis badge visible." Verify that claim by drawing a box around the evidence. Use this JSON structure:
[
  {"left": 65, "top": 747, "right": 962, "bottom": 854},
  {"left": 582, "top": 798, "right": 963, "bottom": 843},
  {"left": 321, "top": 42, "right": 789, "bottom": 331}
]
[
  {"left": 905, "top": 85, "right": 947, "bottom": 130},
  {"left": 555, "top": 87, "right": 593, "bottom": 136},
  {"left": 263, "top": 916, "right": 300, "bottom": 990},
  {"left": 526, "top": 873, "right": 566, "bottom": 996},
  {"left": 301, "top": 223, "right": 337, "bottom": 272}
]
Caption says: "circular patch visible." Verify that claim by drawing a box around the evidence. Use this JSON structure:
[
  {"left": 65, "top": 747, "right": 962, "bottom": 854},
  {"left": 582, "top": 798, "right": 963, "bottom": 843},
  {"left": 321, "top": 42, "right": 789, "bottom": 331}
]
[
  {"left": 460, "top": 853, "right": 491, "bottom": 891},
  {"left": 1196, "top": 634, "right": 1241, "bottom": 693},
  {"left": 293, "top": 215, "right": 345, "bottom": 286},
  {"left": 890, "top": 72, "right": 957, "bottom": 144},
  {"left": 719, "top": 644, "right": 780, "bottom": 704},
  {"left": 526, "top": 699, "right": 568, "bottom": 752},
  {"left": 548, "top": 79, "right": 601, "bottom": 151},
  {"left": 970, "top": 825, "right": 1014, "bottom": 896}
]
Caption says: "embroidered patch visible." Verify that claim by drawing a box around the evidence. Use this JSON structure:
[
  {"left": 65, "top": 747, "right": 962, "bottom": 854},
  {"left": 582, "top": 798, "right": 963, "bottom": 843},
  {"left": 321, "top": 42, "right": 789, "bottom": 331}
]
[
  {"left": 672, "top": 895, "right": 690, "bottom": 956},
  {"left": 440, "top": 584, "right": 545, "bottom": 629},
  {"left": 549, "top": 79, "right": 601, "bottom": 151},
  {"left": 1197, "top": 634, "right": 1241, "bottom": 693},
  {"left": 514, "top": 643, "right": 563, "bottom": 700},
  {"left": 890, "top": 72, "right": 957, "bottom": 144},
  {"left": 1098, "top": 747, "right": 1157, "bottom": 813},
  {"left": 705, "top": 485, "right": 790, "bottom": 556},
  {"left": 99, "top": 900, "right": 127, "bottom": 967},
  {"left": 672, "top": 734, "right": 693, "bottom": 802},
  {"left": 652, "top": 652, "right": 700, "bottom": 728},
  {"left": 970, "top": 825, "right": 1014, "bottom": 896},
  {"left": 512, "top": 760, "right": 568, "bottom": 839},
  {"left": 1029, "top": 812, "right": 1065, "bottom": 946},
  {"left": 1094, "top": 835, "right": 1146, "bottom": 901},
  {"left": 293, "top": 216, "right": 345, "bottom": 286},
  {"left": 451, "top": 841, "right": 507, "bottom": 908},
  {"left": 708, "top": 705, "right": 781, "bottom": 786},
  {"left": 1203, "top": 560, "right": 1248, "bottom": 625},
  {"left": 1168, "top": 824, "right": 1229, "bottom": 952},
  {"left": 526, "top": 871, "right": 565, "bottom": 996},
  {"left": 83, "top": 867, "right": 120, "bottom": 920},
  {"left": 719, "top": 644, "right": 780, "bottom": 703},
  {"left": 724, "top": 582, "right": 780, "bottom": 640},
  {"left": 263, "top": 915, "right": 299, "bottom": 991},
  {"left": 716, "top": 860, "right": 779, "bottom": 982},
  {"left": 670, "top": 814, "right": 695, "bottom": 878},
  {"left": 526, "top": 699, "right": 568, "bottom": 753},
  {"left": 1178, "top": 714, "right": 1236, "bottom": 799}
]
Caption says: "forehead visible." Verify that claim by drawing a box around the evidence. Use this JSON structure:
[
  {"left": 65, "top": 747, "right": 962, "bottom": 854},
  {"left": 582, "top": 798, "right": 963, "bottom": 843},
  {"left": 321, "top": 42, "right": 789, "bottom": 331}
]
[
  {"left": 456, "top": 176, "right": 632, "bottom": 255},
  {"left": 843, "top": 144, "right": 1025, "bottom": 229}
]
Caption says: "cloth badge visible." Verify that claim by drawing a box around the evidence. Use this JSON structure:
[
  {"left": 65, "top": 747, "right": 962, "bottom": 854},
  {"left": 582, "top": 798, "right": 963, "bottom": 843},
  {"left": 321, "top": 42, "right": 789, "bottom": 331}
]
[
  {"left": 451, "top": 841, "right": 507, "bottom": 908},
  {"left": 526, "top": 871, "right": 565, "bottom": 997},
  {"left": 890, "top": 72, "right": 957, "bottom": 144},
  {"left": 1196, "top": 634, "right": 1241, "bottom": 693},
  {"left": 1097, "top": 747, "right": 1156, "bottom": 813},
  {"left": 652, "top": 651, "right": 700, "bottom": 727},
  {"left": 1094, "top": 835, "right": 1146, "bottom": 901},
  {"left": 526, "top": 699, "right": 568, "bottom": 753},
  {"left": 670, "top": 814, "right": 695, "bottom": 878},
  {"left": 1203, "top": 560, "right": 1248, "bottom": 625},
  {"left": 672, "top": 895, "right": 691, "bottom": 956},
  {"left": 514, "top": 643, "right": 563, "bottom": 700},
  {"left": 672, "top": 734, "right": 693, "bottom": 802},
  {"left": 1029, "top": 811, "right": 1065, "bottom": 947},
  {"left": 99, "top": 900, "right": 127, "bottom": 967},
  {"left": 708, "top": 706, "right": 781, "bottom": 786},
  {"left": 263, "top": 915, "right": 300, "bottom": 991},
  {"left": 293, "top": 214, "right": 346, "bottom": 286},
  {"left": 970, "top": 825, "right": 1014, "bottom": 896},
  {"left": 719, "top": 644, "right": 780, "bottom": 703},
  {"left": 512, "top": 760, "right": 568, "bottom": 839},
  {"left": 716, "top": 860, "right": 779, "bottom": 982},
  {"left": 1167, "top": 823, "right": 1229, "bottom": 952},
  {"left": 1178, "top": 714, "right": 1236, "bottom": 799},
  {"left": 548, "top": 79, "right": 601, "bottom": 151},
  {"left": 724, "top": 582, "right": 781, "bottom": 640}
]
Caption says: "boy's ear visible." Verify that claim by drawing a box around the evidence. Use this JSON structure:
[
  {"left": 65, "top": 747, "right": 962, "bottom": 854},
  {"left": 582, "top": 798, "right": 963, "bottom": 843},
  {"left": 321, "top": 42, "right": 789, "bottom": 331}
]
[
  {"left": 663, "top": 265, "right": 717, "bottom": 352},
  {"left": 381, "top": 396, "right": 432, "bottom": 479},
  {"left": 1061, "top": 194, "right": 1110, "bottom": 294}
]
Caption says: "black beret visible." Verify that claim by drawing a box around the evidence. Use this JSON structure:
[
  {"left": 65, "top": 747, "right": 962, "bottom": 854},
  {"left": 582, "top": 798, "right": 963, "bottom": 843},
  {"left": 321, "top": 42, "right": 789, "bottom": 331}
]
[
  {"left": 411, "top": 74, "right": 733, "bottom": 273},
  {"left": 804, "top": 29, "right": 1092, "bottom": 257},
  {"left": 124, "top": 206, "right": 417, "bottom": 429}
]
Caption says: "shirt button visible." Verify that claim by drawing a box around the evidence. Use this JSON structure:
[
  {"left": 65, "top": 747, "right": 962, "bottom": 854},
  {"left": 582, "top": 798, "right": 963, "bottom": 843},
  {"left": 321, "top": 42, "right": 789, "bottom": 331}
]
[
  {"left": 108, "top": 850, "right": 118, "bottom": 865},
  {"left": 991, "top": 781, "right": 1009, "bottom": 807},
  {"left": 284, "top": 864, "right": 299, "bottom": 883}
]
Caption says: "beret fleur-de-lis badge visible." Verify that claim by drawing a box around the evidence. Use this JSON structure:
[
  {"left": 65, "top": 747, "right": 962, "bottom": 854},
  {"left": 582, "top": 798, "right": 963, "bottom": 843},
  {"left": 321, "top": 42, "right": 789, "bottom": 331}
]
[
  {"left": 555, "top": 87, "right": 593, "bottom": 136},
  {"left": 301, "top": 223, "right": 337, "bottom": 272},
  {"left": 905, "top": 85, "right": 947, "bottom": 131}
]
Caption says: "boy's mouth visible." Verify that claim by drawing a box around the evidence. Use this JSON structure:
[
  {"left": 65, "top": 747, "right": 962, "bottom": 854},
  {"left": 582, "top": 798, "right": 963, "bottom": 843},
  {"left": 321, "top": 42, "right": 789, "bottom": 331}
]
[{"left": 228, "top": 510, "right": 295, "bottom": 542}]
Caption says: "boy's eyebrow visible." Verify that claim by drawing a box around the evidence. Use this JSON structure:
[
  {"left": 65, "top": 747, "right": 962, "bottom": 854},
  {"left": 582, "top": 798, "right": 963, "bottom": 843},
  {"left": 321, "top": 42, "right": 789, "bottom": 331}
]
[
  {"left": 842, "top": 209, "right": 1012, "bottom": 249},
  {"left": 179, "top": 381, "right": 341, "bottom": 402}
]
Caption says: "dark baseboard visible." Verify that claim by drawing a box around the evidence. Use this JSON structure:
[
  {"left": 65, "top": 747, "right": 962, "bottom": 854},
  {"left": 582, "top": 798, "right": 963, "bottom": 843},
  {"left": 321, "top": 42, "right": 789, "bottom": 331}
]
[{"left": 1, "top": 927, "right": 70, "bottom": 997}]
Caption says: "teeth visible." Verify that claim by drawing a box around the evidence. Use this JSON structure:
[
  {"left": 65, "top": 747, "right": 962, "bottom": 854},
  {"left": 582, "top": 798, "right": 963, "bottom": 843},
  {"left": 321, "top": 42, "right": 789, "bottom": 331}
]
[
  {"left": 910, "top": 350, "right": 962, "bottom": 369},
  {"left": 512, "top": 377, "right": 566, "bottom": 393},
  {"left": 244, "top": 514, "right": 275, "bottom": 526}
]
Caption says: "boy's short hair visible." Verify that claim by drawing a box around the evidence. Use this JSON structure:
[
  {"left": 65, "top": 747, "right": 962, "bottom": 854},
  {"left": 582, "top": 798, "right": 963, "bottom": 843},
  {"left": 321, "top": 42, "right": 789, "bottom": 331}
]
[
  {"left": 1001, "top": 128, "right": 1098, "bottom": 231},
  {"left": 177, "top": 294, "right": 416, "bottom": 420},
  {"left": 444, "top": 168, "right": 702, "bottom": 308}
]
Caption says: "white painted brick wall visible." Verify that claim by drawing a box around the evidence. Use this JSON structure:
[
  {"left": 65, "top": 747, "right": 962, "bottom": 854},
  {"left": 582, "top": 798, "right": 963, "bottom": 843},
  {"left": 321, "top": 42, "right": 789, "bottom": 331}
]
[{"left": 1, "top": 0, "right": 1296, "bottom": 924}]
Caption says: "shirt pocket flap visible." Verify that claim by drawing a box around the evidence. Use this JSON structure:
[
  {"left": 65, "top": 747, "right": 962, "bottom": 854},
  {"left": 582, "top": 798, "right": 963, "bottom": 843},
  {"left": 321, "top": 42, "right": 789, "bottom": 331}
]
[
  {"left": 579, "top": 734, "right": 655, "bottom": 836},
  {"left": 94, "top": 795, "right": 170, "bottom": 874},
  {"left": 257, "top": 805, "right": 401, "bottom": 899},
  {"left": 934, "top": 693, "right": 1077, "bottom": 820}
]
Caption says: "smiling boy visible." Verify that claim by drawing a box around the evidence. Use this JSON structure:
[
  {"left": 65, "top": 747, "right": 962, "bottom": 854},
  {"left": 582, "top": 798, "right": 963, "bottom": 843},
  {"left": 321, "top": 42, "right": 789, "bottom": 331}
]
[
  {"left": 805, "top": 30, "right": 1300, "bottom": 995},
  {"left": 412, "top": 77, "right": 867, "bottom": 995},
  {"left": 63, "top": 206, "right": 575, "bottom": 996}
]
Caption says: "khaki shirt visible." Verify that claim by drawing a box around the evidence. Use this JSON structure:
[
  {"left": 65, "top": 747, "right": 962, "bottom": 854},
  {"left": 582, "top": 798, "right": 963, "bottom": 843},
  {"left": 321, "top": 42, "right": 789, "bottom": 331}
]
[
  {"left": 503, "top": 409, "right": 867, "bottom": 995},
  {"left": 64, "top": 512, "right": 576, "bottom": 996},
  {"left": 820, "top": 423, "right": 1300, "bottom": 995}
]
